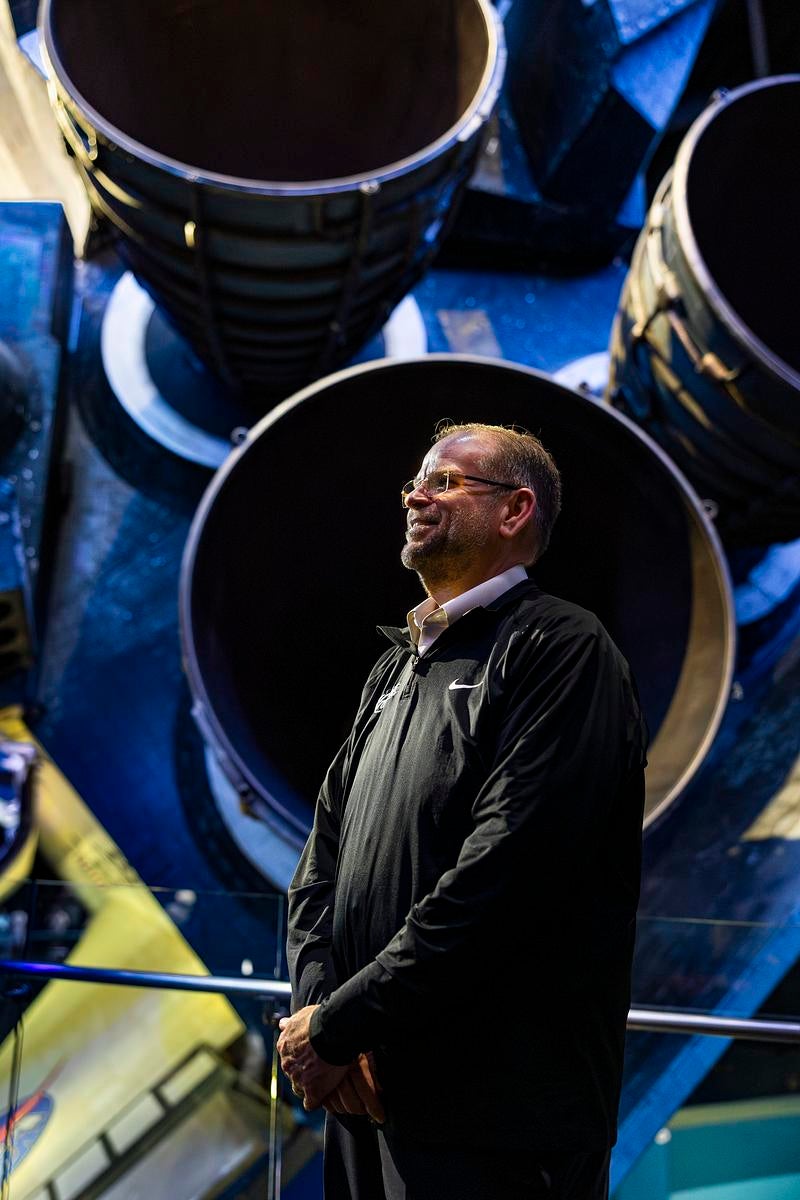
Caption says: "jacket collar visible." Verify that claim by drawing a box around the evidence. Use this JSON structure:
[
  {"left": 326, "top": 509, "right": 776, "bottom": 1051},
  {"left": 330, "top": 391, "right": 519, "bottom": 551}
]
[{"left": 377, "top": 578, "right": 540, "bottom": 651}]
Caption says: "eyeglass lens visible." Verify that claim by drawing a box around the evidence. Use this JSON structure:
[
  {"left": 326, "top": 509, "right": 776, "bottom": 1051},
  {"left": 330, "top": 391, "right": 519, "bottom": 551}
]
[{"left": 402, "top": 470, "right": 451, "bottom": 500}]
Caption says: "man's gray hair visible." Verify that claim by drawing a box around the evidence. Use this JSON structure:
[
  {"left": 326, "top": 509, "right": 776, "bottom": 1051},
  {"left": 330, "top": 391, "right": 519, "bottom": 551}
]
[{"left": 433, "top": 422, "right": 562, "bottom": 563}]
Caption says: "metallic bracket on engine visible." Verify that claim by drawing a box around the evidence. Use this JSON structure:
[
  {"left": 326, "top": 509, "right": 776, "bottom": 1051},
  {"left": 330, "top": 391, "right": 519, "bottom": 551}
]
[
  {"left": 321, "top": 182, "right": 378, "bottom": 372},
  {"left": 190, "top": 700, "right": 249, "bottom": 800},
  {"left": 50, "top": 92, "right": 98, "bottom": 167},
  {"left": 186, "top": 186, "right": 236, "bottom": 389},
  {"left": 665, "top": 310, "right": 745, "bottom": 384},
  {"left": 632, "top": 215, "right": 745, "bottom": 386}
]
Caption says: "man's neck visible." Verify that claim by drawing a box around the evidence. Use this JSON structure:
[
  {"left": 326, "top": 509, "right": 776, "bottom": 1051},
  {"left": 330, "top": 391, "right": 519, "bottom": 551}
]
[{"left": 423, "top": 560, "right": 526, "bottom": 605}]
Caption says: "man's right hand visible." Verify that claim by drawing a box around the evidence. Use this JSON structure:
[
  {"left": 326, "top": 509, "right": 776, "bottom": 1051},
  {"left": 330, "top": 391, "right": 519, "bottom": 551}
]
[{"left": 323, "top": 1051, "right": 385, "bottom": 1123}]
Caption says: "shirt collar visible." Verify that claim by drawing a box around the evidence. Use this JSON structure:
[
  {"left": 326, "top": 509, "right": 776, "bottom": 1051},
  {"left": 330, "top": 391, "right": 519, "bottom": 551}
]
[{"left": 407, "top": 564, "right": 528, "bottom": 648}]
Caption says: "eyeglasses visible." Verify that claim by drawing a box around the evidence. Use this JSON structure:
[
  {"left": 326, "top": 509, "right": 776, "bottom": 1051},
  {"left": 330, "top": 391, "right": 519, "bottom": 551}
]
[{"left": 401, "top": 469, "right": 518, "bottom": 506}]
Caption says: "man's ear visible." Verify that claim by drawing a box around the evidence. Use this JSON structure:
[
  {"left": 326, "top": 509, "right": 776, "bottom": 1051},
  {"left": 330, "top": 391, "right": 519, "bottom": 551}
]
[{"left": 498, "top": 488, "right": 536, "bottom": 540}]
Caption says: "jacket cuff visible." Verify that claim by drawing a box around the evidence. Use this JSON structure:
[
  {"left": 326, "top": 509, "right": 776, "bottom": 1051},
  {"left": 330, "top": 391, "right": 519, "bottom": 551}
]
[
  {"left": 309, "top": 1001, "right": 356, "bottom": 1065},
  {"left": 292, "top": 958, "right": 337, "bottom": 1011},
  {"left": 309, "top": 961, "right": 395, "bottom": 1064}
]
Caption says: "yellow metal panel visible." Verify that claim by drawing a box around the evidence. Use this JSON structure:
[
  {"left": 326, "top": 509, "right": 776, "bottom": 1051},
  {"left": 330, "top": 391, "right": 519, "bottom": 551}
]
[{"left": 0, "top": 707, "right": 245, "bottom": 1198}]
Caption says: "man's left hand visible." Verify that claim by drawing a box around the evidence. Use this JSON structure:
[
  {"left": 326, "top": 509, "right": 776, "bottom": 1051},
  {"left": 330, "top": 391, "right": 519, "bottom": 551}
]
[{"left": 277, "top": 1005, "right": 350, "bottom": 1110}]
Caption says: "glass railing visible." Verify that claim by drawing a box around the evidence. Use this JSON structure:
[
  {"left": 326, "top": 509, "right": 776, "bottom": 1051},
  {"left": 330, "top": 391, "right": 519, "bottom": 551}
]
[
  {"left": 3, "top": 898, "right": 800, "bottom": 1199},
  {"left": 617, "top": 996, "right": 800, "bottom": 1200},
  {"left": 615, "top": 913, "right": 800, "bottom": 1198},
  {"left": 0, "top": 880, "right": 322, "bottom": 1200}
]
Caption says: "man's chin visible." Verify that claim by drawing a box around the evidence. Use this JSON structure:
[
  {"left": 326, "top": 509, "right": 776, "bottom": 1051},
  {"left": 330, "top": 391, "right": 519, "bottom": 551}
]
[
  {"left": 401, "top": 539, "right": 445, "bottom": 572},
  {"left": 401, "top": 544, "right": 428, "bottom": 572}
]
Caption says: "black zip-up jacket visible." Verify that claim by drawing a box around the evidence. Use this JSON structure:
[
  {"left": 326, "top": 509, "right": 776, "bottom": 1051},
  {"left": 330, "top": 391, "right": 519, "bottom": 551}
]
[{"left": 287, "top": 580, "right": 647, "bottom": 1151}]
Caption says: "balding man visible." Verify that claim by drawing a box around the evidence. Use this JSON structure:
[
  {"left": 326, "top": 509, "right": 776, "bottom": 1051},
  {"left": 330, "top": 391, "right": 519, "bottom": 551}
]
[{"left": 278, "top": 423, "right": 647, "bottom": 1199}]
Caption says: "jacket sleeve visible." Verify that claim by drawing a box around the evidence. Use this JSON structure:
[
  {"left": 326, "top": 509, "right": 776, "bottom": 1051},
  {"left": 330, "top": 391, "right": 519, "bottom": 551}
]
[
  {"left": 308, "top": 620, "right": 647, "bottom": 1063},
  {"left": 287, "top": 646, "right": 400, "bottom": 1012},
  {"left": 286, "top": 741, "right": 347, "bottom": 1011}
]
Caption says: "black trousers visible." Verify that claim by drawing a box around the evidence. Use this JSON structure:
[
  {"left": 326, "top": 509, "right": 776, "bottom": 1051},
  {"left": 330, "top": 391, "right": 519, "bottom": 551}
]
[{"left": 324, "top": 1116, "right": 611, "bottom": 1200}]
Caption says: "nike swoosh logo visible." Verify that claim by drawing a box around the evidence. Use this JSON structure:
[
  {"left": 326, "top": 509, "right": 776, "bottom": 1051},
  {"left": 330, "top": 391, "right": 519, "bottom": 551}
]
[
  {"left": 374, "top": 683, "right": 400, "bottom": 712},
  {"left": 448, "top": 676, "right": 487, "bottom": 691}
]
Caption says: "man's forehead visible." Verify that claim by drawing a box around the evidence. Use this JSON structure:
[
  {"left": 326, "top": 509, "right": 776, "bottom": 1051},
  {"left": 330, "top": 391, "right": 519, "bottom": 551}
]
[{"left": 420, "top": 431, "right": 491, "bottom": 471}]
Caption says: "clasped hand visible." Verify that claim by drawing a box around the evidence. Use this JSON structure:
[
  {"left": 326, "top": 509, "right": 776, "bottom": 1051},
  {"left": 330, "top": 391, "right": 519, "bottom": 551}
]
[{"left": 277, "top": 1005, "right": 385, "bottom": 1122}]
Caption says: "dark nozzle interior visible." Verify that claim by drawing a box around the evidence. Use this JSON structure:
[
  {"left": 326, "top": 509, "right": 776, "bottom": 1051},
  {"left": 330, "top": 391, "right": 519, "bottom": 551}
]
[
  {"left": 50, "top": 0, "right": 489, "bottom": 181},
  {"left": 686, "top": 81, "right": 800, "bottom": 373}
]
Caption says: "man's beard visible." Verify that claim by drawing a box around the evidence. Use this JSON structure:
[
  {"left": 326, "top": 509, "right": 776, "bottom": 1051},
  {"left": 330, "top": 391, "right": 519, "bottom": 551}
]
[{"left": 401, "top": 511, "right": 487, "bottom": 588}]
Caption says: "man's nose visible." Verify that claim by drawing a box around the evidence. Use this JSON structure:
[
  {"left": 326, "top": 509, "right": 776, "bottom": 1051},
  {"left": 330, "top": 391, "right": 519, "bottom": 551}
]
[{"left": 405, "top": 485, "right": 434, "bottom": 508}]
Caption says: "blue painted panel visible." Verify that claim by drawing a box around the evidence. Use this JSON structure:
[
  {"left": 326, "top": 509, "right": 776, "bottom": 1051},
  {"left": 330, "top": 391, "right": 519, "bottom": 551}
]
[
  {"left": 608, "top": 0, "right": 707, "bottom": 47},
  {"left": 611, "top": 0, "right": 716, "bottom": 128}
]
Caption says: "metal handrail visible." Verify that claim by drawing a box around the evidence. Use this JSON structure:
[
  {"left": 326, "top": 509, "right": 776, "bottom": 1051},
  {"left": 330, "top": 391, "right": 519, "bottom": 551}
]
[
  {"left": 1, "top": 960, "right": 800, "bottom": 1043},
  {"left": 0, "top": 958, "right": 291, "bottom": 1001},
  {"left": 1, "top": 964, "right": 800, "bottom": 1041},
  {"left": 627, "top": 1006, "right": 800, "bottom": 1043}
]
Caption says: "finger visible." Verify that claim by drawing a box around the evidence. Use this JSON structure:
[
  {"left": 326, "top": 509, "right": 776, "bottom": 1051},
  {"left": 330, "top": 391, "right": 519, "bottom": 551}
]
[
  {"left": 278, "top": 1017, "right": 289, "bottom": 1029},
  {"left": 353, "top": 1056, "right": 385, "bottom": 1122},
  {"left": 358, "top": 1053, "right": 382, "bottom": 1094},
  {"left": 334, "top": 1075, "right": 367, "bottom": 1116},
  {"left": 302, "top": 1078, "right": 335, "bottom": 1112},
  {"left": 284, "top": 1060, "right": 311, "bottom": 1080},
  {"left": 350, "top": 1063, "right": 386, "bottom": 1124},
  {"left": 363, "top": 1051, "right": 382, "bottom": 1090}
]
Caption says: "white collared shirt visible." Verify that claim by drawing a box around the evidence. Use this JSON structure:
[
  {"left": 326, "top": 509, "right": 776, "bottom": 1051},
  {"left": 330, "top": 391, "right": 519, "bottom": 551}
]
[{"left": 407, "top": 564, "right": 528, "bottom": 656}]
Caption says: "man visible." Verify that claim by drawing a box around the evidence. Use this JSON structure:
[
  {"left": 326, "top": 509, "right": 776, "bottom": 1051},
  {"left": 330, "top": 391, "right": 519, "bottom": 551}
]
[{"left": 278, "top": 422, "right": 647, "bottom": 1199}]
